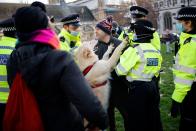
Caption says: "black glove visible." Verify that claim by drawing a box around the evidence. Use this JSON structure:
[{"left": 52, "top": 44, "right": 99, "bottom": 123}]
[
  {"left": 70, "top": 41, "right": 76, "bottom": 48},
  {"left": 170, "top": 100, "right": 181, "bottom": 118}
]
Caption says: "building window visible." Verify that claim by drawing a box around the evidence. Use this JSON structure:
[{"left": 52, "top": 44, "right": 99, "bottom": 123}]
[
  {"left": 154, "top": 2, "right": 159, "bottom": 9},
  {"left": 164, "top": 0, "right": 167, "bottom": 6},
  {"left": 181, "top": 0, "right": 185, "bottom": 3},
  {"left": 160, "top": 1, "right": 164, "bottom": 7},
  {"left": 173, "top": 0, "right": 178, "bottom": 6},
  {"left": 167, "top": 0, "right": 172, "bottom": 6},
  {"left": 164, "top": 12, "right": 173, "bottom": 30}
]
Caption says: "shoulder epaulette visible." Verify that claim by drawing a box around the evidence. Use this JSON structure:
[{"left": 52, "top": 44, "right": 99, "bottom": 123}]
[
  {"left": 133, "top": 44, "right": 139, "bottom": 48},
  {"left": 59, "top": 36, "right": 65, "bottom": 42},
  {"left": 183, "top": 37, "right": 192, "bottom": 45}
]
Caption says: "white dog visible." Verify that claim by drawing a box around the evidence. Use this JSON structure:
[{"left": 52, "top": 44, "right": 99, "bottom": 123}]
[{"left": 75, "top": 39, "right": 128, "bottom": 110}]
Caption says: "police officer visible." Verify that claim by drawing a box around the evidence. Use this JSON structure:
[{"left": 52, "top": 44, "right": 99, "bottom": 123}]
[
  {"left": 171, "top": 7, "right": 196, "bottom": 131},
  {"left": 59, "top": 14, "right": 81, "bottom": 52},
  {"left": 130, "top": 6, "right": 162, "bottom": 89},
  {"left": 118, "top": 6, "right": 149, "bottom": 44},
  {"left": 122, "top": 6, "right": 161, "bottom": 52},
  {"left": 116, "top": 20, "right": 163, "bottom": 131},
  {"left": 0, "top": 18, "right": 16, "bottom": 130}
]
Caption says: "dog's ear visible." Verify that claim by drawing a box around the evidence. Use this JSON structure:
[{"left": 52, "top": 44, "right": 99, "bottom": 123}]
[{"left": 83, "top": 48, "right": 92, "bottom": 58}]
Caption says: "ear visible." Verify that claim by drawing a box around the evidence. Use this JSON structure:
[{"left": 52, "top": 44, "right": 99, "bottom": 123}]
[
  {"left": 83, "top": 48, "right": 92, "bottom": 58},
  {"left": 63, "top": 25, "right": 69, "bottom": 30},
  {"left": 187, "top": 20, "right": 192, "bottom": 27}
]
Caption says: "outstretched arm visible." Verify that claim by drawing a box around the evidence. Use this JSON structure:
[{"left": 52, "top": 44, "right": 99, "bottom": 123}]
[
  {"left": 102, "top": 44, "right": 114, "bottom": 60},
  {"left": 107, "top": 38, "right": 128, "bottom": 69}
]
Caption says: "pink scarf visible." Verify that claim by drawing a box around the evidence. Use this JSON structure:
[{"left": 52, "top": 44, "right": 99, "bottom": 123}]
[{"left": 27, "top": 28, "right": 60, "bottom": 49}]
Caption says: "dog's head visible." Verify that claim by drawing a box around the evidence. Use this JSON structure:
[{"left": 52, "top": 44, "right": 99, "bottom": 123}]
[{"left": 75, "top": 40, "right": 99, "bottom": 70}]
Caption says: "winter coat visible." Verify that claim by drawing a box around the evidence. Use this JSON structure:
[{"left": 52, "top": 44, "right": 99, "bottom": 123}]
[{"left": 7, "top": 41, "right": 108, "bottom": 131}]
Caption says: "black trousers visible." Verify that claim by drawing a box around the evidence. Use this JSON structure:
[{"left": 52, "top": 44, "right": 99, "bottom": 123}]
[
  {"left": 180, "top": 82, "right": 196, "bottom": 131},
  {"left": 0, "top": 103, "right": 6, "bottom": 131},
  {"left": 126, "top": 81, "right": 162, "bottom": 131},
  {"left": 108, "top": 77, "right": 129, "bottom": 131}
]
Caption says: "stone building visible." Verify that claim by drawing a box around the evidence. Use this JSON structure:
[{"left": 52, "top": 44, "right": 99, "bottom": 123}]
[
  {"left": 68, "top": 0, "right": 106, "bottom": 21},
  {"left": 153, "top": 0, "right": 196, "bottom": 34},
  {"left": 0, "top": 0, "right": 96, "bottom": 41}
]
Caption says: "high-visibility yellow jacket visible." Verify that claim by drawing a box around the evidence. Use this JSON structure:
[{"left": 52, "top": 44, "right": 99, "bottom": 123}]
[
  {"left": 152, "top": 31, "right": 161, "bottom": 51},
  {"left": 119, "top": 30, "right": 161, "bottom": 51},
  {"left": 116, "top": 42, "right": 162, "bottom": 82},
  {"left": 0, "top": 36, "right": 16, "bottom": 103},
  {"left": 118, "top": 30, "right": 134, "bottom": 45},
  {"left": 172, "top": 33, "right": 196, "bottom": 103},
  {"left": 58, "top": 28, "right": 81, "bottom": 52},
  {"left": 179, "top": 32, "right": 196, "bottom": 47}
]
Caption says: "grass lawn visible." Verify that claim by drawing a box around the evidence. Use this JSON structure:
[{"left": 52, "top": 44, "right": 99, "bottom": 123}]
[{"left": 115, "top": 44, "right": 180, "bottom": 131}]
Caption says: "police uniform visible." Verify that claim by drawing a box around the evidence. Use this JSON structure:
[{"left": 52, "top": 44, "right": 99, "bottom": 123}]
[
  {"left": 118, "top": 6, "right": 150, "bottom": 44},
  {"left": 130, "top": 6, "right": 149, "bottom": 19},
  {"left": 118, "top": 28, "right": 134, "bottom": 46},
  {"left": 171, "top": 7, "right": 196, "bottom": 131},
  {"left": 0, "top": 18, "right": 16, "bottom": 130},
  {"left": 58, "top": 14, "right": 81, "bottom": 52},
  {"left": 129, "top": 6, "right": 161, "bottom": 51},
  {"left": 116, "top": 20, "right": 163, "bottom": 131}
]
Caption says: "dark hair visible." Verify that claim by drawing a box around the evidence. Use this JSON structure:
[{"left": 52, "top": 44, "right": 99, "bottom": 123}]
[
  {"left": 14, "top": 6, "right": 48, "bottom": 33},
  {"left": 31, "top": 1, "right": 46, "bottom": 13},
  {"left": 183, "top": 19, "right": 196, "bottom": 32},
  {"left": 191, "top": 19, "right": 196, "bottom": 31}
]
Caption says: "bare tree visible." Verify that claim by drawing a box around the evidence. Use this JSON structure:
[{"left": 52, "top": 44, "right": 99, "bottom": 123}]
[{"left": 136, "top": 0, "right": 158, "bottom": 28}]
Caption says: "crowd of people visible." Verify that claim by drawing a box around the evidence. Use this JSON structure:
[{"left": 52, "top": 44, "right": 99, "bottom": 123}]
[{"left": 0, "top": 1, "right": 195, "bottom": 131}]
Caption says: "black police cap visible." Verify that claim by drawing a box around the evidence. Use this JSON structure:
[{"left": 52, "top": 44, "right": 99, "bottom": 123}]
[
  {"left": 61, "top": 14, "right": 81, "bottom": 26},
  {"left": 175, "top": 7, "right": 196, "bottom": 20},
  {"left": 130, "top": 6, "right": 149, "bottom": 18}
]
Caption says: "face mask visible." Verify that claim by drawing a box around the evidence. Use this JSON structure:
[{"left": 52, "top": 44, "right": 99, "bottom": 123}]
[
  {"left": 70, "top": 31, "right": 79, "bottom": 37},
  {"left": 176, "top": 23, "right": 185, "bottom": 33},
  {"left": 133, "top": 34, "right": 138, "bottom": 41}
]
